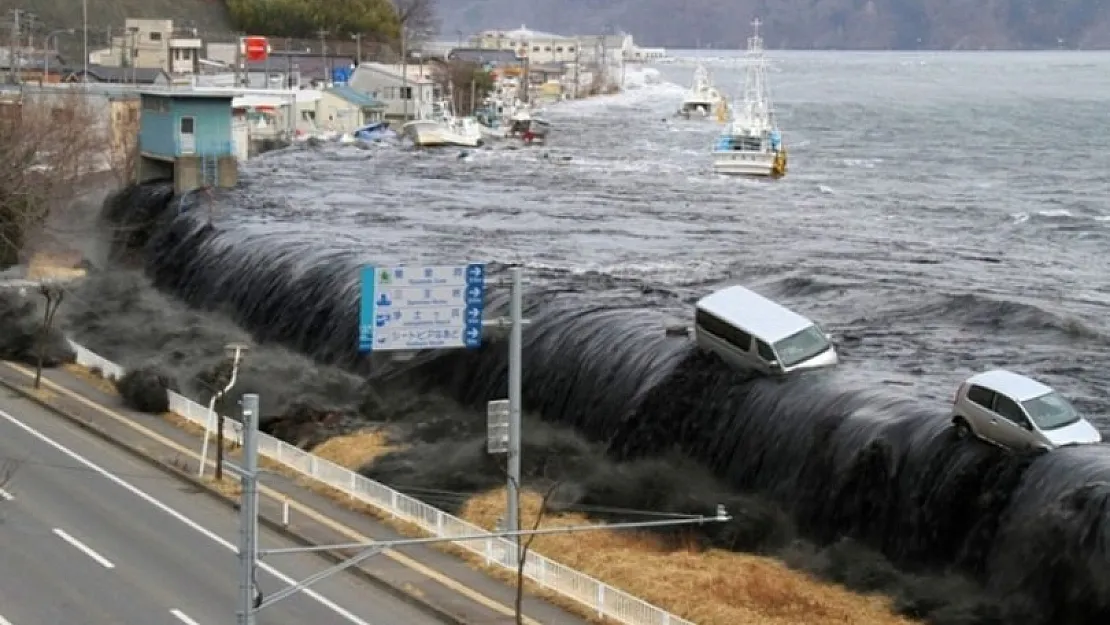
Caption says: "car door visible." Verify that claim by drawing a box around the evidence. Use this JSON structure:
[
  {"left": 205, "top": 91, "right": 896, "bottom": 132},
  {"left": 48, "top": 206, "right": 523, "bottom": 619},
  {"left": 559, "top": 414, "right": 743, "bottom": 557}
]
[{"left": 991, "top": 394, "right": 1037, "bottom": 448}]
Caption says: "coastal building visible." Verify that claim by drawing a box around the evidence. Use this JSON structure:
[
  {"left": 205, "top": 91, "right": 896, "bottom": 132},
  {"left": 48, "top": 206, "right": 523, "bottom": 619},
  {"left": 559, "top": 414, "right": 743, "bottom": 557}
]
[
  {"left": 136, "top": 91, "right": 238, "bottom": 194},
  {"left": 91, "top": 18, "right": 204, "bottom": 75},
  {"left": 347, "top": 62, "right": 437, "bottom": 121},
  {"left": 316, "top": 85, "right": 386, "bottom": 133},
  {"left": 471, "top": 26, "right": 579, "bottom": 65}
]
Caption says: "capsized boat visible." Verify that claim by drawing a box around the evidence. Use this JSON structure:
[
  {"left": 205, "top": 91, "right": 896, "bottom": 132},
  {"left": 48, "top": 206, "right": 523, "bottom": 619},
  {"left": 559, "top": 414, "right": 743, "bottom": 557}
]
[
  {"left": 711, "top": 19, "right": 787, "bottom": 178},
  {"left": 339, "top": 121, "right": 397, "bottom": 144},
  {"left": 678, "top": 64, "right": 724, "bottom": 118}
]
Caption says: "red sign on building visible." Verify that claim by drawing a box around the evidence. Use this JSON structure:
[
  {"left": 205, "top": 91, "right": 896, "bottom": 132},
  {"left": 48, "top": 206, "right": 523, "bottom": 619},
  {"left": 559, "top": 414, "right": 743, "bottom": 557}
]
[{"left": 240, "top": 36, "right": 270, "bottom": 62}]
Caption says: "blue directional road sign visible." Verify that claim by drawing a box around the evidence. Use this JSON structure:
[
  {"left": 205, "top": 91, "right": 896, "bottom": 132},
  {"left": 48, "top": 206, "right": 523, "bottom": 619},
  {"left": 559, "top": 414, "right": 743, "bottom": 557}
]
[{"left": 359, "top": 263, "right": 486, "bottom": 352}]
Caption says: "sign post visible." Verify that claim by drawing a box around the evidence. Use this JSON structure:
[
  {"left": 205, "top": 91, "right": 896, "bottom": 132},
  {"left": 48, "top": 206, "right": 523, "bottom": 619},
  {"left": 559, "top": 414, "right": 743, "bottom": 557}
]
[
  {"left": 487, "top": 399, "right": 510, "bottom": 454},
  {"left": 359, "top": 264, "right": 486, "bottom": 353}
]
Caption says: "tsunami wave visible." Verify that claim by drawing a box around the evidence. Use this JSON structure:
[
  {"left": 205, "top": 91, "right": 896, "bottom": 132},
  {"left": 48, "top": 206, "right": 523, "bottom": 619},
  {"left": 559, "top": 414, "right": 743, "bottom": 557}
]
[{"left": 101, "top": 182, "right": 1110, "bottom": 624}]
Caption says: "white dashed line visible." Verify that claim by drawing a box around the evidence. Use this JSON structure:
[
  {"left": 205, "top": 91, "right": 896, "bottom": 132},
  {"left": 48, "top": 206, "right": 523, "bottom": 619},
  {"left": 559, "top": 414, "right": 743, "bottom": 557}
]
[
  {"left": 0, "top": 486, "right": 13, "bottom": 500},
  {"left": 52, "top": 527, "right": 115, "bottom": 569},
  {"left": 0, "top": 611, "right": 15, "bottom": 625},
  {"left": 170, "top": 609, "right": 201, "bottom": 625},
  {"left": 0, "top": 408, "right": 372, "bottom": 625}
]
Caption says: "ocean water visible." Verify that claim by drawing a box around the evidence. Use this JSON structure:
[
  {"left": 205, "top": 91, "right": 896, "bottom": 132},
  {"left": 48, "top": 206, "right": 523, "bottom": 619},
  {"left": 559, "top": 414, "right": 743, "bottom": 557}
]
[{"left": 231, "top": 50, "right": 1110, "bottom": 420}]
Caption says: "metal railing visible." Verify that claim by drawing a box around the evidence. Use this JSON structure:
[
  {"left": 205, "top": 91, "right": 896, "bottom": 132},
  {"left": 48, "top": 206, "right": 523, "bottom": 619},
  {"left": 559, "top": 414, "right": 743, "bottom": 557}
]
[{"left": 67, "top": 341, "right": 694, "bottom": 625}]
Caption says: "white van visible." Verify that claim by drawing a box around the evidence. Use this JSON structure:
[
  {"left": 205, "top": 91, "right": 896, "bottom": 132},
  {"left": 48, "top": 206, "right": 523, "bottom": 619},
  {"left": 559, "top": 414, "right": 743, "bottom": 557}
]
[{"left": 694, "top": 286, "right": 839, "bottom": 375}]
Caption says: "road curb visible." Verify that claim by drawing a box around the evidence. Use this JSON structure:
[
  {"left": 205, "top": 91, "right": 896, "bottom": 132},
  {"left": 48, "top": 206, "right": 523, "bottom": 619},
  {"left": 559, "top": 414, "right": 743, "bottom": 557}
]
[{"left": 0, "top": 373, "right": 470, "bottom": 625}]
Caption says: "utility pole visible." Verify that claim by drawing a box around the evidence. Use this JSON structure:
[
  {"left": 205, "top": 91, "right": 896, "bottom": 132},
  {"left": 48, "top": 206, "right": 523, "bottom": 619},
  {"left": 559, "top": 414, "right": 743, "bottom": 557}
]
[
  {"left": 316, "top": 29, "right": 328, "bottom": 84},
  {"left": 352, "top": 33, "right": 362, "bottom": 65},
  {"left": 506, "top": 266, "right": 524, "bottom": 554},
  {"left": 8, "top": 9, "right": 23, "bottom": 84},
  {"left": 234, "top": 32, "right": 242, "bottom": 88},
  {"left": 400, "top": 26, "right": 409, "bottom": 119},
  {"left": 233, "top": 390, "right": 730, "bottom": 625},
  {"left": 82, "top": 0, "right": 88, "bottom": 86},
  {"left": 237, "top": 393, "right": 260, "bottom": 625}
]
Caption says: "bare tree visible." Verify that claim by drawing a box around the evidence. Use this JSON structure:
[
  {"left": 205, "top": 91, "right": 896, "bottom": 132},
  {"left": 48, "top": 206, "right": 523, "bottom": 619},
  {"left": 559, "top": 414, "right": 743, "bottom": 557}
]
[
  {"left": 395, "top": 0, "right": 440, "bottom": 39},
  {"left": 505, "top": 474, "right": 562, "bottom": 625},
  {"left": 0, "top": 90, "right": 106, "bottom": 268},
  {"left": 33, "top": 283, "right": 65, "bottom": 389},
  {"left": 107, "top": 99, "right": 140, "bottom": 188}
]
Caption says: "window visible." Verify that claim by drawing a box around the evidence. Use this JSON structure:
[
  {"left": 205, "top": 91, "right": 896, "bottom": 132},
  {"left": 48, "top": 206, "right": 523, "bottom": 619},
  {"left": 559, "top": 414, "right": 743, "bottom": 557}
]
[
  {"left": 966, "top": 385, "right": 995, "bottom": 409},
  {"left": 773, "top": 326, "right": 831, "bottom": 368},
  {"left": 568, "top": 47, "right": 576, "bottom": 53},
  {"left": 756, "top": 340, "right": 776, "bottom": 362},
  {"left": 993, "top": 395, "right": 1028, "bottom": 426},
  {"left": 149, "top": 32, "right": 162, "bottom": 41},
  {"left": 400, "top": 86, "right": 413, "bottom": 100},
  {"left": 1022, "top": 393, "right": 1081, "bottom": 430},
  {"left": 532, "top": 46, "right": 540, "bottom": 52},
  {"left": 556, "top": 46, "right": 563, "bottom": 52},
  {"left": 179, "top": 116, "right": 194, "bottom": 134},
  {"left": 695, "top": 309, "right": 752, "bottom": 351},
  {"left": 133, "top": 49, "right": 139, "bottom": 57},
  {"left": 544, "top": 46, "right": 551, "bottom": 51}
]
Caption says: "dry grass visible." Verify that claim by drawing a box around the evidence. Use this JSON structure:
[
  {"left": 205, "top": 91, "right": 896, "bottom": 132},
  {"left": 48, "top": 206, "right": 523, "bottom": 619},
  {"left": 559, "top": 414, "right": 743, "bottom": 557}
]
[
  {"left": 458, "top": 489, "right": 918, "bottom": 625},
  {"left": 311, "top": 430, "right": 397, "bottom": 468},
  {"left": 63, "top": 364, "right": 120, "bottom": 395},
  {"left": 201, "top": 474, "right": 242, "bottom": 497},
  {"left": 57, "top": 363, "right": 919, "bottom": 624}
]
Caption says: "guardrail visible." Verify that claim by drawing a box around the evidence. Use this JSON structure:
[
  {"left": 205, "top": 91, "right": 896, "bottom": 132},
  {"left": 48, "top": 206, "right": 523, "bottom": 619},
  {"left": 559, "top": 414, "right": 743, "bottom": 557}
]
[{"left": 68, "top": 342, "right": 694, "bottom": 625}]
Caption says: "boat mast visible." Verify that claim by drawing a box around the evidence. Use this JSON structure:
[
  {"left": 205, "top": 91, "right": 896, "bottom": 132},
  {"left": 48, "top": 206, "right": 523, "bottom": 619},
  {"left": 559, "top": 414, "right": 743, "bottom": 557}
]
[{"left": 741, "top": 18, "right": 772, "bottom": 129}]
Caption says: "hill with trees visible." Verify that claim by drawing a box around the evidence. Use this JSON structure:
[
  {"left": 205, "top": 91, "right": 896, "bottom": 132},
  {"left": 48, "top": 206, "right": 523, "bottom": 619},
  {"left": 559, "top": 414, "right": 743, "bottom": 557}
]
[{"left": 435, "top": 0, "right": 1110, "bottom": 49}]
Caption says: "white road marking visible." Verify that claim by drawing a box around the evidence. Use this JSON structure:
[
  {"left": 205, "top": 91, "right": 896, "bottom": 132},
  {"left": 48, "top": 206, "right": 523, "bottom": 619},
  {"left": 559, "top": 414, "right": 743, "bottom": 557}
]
[
  {"left": 0, "top": 612, "right": 14, "bottom": 625},
  {"left": 0, "top": 409, "right": 376, "bottom": 625},
  {"left": 170, "top": 609, "right": 201, "bottom": 625},
  {"left": 0, "top": 486, "right": 13, "bottom": 500},
  {"left": 52, "top": 527, "right": 115, "bottom": 569}
]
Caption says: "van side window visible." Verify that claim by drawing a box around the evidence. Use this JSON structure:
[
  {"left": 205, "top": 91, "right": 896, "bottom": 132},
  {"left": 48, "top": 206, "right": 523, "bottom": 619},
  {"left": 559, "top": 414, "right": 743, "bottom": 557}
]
[
  {"left": 695, "top": 309, "right": 751, "bottom": 351},
  {"left": 966, "top": 385, "right": 994, "bottom": 408},
  {"left": 993, "top": 395, "right": 1028, "bottom": 425},
  {"left": 756, "top": 340, "right": 776, "bottom": 362}
]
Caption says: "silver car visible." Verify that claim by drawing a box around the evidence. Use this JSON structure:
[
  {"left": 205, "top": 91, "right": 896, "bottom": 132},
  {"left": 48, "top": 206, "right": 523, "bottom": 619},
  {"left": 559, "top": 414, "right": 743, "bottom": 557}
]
[{"left": 950, "top": 369, "right": 1102, "bottom": 451}]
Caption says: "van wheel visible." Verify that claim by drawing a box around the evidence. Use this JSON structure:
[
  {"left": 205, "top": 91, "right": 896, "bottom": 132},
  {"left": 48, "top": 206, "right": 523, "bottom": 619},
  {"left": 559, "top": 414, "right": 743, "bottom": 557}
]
[{"left": 952, "top": 418, "right": 971, "bottom": 439}]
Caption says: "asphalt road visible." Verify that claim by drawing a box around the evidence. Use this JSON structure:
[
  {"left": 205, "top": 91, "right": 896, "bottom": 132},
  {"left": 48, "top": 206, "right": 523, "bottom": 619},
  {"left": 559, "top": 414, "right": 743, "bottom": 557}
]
[{"left": 0, "top": 391, "right": 446, "bottom": 625}]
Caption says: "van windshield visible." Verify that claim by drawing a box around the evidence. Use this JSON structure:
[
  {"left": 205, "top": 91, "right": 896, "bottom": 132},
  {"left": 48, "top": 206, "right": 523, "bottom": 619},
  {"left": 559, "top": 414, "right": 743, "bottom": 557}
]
[
  {"left": 772, "top": 326, "right": 831, "bottom": 368},
  {"left": 1021, "top": 392, "right": 1081, "bottom": 430}
]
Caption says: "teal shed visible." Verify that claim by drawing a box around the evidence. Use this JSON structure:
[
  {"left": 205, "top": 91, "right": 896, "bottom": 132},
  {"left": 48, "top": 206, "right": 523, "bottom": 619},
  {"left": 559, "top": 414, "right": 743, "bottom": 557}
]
[{"left": 136, "top": 90, "right": 240, "bottom": 194}]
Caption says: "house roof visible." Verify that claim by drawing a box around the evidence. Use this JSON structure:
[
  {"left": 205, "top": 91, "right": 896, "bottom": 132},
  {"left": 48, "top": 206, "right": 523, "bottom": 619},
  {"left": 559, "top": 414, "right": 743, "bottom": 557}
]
[
  {"left": 325, "top": 84, "right": 384, "bottom": 108},
  {"left": 447, "top": 48, "right": 521, "bottom": 65},
  {"left": 481, "top": 25, "right": 571, "bottom": 40},
  {"left": 68, "top": 64, "right": 168, "bottom": 84}
]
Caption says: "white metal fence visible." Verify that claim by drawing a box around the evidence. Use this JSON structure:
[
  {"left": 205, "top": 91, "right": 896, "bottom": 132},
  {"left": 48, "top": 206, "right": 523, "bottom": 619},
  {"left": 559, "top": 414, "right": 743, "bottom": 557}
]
[{"left": 67, "top": 342, "right": 694, "bottom": 625}]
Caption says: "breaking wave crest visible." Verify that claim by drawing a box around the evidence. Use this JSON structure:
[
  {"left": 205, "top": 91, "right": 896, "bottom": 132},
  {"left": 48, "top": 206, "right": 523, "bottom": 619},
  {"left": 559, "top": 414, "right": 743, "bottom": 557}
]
[{"left": 102, "top": 183, "right": 1110, "bottom": 624}]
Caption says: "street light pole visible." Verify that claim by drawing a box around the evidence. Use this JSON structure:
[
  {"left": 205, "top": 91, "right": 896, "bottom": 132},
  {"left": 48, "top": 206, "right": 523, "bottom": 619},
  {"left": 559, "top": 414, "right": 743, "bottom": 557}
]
[{"left": 199, "top": 342, "right": 249, "bottom": 480}]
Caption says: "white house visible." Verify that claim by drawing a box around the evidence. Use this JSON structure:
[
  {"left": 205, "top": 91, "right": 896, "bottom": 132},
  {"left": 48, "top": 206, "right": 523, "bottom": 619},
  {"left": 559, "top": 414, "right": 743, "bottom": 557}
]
[
  {"left": 347, "top": 62, "right": 437, "bottom": 120},
  {"left": 471, "top": 25, "right": 580, "bottom": 65}
]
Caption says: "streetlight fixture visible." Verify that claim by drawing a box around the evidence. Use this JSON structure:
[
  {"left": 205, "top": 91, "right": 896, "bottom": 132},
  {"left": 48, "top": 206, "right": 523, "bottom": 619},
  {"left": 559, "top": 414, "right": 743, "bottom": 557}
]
[
  {"left": 198, "top": 342, "right": 249, "bottom": 481},
  {"left": 42, "top": 29, "right": 74, "bottom": 83}
]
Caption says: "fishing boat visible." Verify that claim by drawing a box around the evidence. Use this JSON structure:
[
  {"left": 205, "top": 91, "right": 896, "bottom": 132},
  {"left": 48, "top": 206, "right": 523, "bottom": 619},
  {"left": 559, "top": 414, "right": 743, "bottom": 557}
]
[
  {"left": 677, "top": 64, "right": 724, "bottom": 118},
  {"left": 402, "top": 100, "right": 484, "bottom": 148},
  {"left": 508, "top": 105, "right": 551, "bottom": 144},
  {"left": 711, "top": 18, "right": 787, "bottom": 178}
]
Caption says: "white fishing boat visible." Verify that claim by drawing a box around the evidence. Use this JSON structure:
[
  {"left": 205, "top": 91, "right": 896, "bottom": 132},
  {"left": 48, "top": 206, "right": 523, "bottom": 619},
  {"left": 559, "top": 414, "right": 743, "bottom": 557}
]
[
  {"left": 402, "top": 101, "right": 484, "bottom": 148},
  {"left": 711, "top": 19, "right": 787, "bottom": 178},
  {"left": 678, "top": 64, "right": 724, "bottom": 118},
  {"left": 508, "top": 105, "right": 551, "bottom": 144}
]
